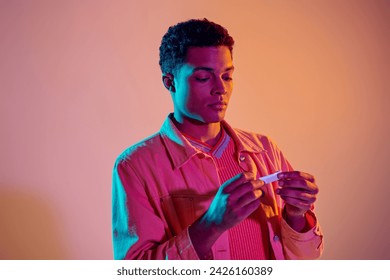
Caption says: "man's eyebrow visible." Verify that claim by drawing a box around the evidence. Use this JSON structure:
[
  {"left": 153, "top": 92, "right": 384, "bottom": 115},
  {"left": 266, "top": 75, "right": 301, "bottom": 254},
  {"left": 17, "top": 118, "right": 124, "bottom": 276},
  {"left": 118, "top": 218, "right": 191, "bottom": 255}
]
[{"left": 193, "top": 66, "right": 235, "bottom": 72}]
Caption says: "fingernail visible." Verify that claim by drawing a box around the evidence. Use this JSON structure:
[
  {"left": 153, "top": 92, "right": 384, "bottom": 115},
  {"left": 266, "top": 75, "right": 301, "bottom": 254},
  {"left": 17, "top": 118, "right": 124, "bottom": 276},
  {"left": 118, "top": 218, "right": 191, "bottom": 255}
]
[
  {"left": 254, "top": 189, "right": 263, "bottom": 198},
  {"left": 258, "top": 179, "right": 265, "bottom": 186},
  {"left": 279, "top": 180, "right": 284, "bottom": 186},
  {"left": 277, "top": 172, "right": 284, "bottom": 179}
]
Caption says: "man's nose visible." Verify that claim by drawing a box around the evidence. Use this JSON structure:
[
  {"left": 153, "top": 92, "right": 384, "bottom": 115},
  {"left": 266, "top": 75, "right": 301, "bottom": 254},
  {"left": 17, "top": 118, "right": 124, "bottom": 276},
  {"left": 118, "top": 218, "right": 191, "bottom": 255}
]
[{"left": 212, "top": 77, "right": 227, "bottom": 95}]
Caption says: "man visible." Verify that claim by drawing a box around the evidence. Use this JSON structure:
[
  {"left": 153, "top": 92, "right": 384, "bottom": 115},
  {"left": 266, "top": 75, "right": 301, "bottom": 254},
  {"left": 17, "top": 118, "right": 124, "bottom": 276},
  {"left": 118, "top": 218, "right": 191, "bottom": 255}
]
[{"left": 112, "top": 18, "right": 323, "bottom": 260}]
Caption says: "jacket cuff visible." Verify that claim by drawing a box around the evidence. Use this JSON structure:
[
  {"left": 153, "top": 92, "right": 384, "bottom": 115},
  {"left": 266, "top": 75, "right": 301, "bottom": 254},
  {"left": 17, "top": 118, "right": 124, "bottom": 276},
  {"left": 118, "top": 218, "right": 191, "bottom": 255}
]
[
  {"left": 281, "top": 210, "right": 322, "bottom": 241},
  {"left": 173, "top": 227, "right": 200, "bottom": 260}
]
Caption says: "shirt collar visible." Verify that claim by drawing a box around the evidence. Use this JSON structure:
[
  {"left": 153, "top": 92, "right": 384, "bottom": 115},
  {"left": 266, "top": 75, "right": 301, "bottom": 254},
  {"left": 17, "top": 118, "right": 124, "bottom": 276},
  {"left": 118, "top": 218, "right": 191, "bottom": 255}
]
[
  {"left": 159, "top": 113, "right": 265, "bottom": 169},
  {"left": 221, "top": 122, "right": 265, "bottom": 154}
]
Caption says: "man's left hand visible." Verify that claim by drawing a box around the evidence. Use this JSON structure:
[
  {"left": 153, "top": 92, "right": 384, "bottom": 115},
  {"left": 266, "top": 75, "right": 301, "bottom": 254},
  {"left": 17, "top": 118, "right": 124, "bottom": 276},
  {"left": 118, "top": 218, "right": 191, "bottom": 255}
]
[{"left": 276, "top": 171, "right": 319, "bottom": 218}]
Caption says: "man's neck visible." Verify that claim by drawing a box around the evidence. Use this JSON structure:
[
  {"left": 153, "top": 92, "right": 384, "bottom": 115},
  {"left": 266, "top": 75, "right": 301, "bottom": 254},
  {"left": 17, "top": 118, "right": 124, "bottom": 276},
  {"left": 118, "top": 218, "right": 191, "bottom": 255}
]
[{"left": 171, "top": 115, "right": 222, "bottom": 147}]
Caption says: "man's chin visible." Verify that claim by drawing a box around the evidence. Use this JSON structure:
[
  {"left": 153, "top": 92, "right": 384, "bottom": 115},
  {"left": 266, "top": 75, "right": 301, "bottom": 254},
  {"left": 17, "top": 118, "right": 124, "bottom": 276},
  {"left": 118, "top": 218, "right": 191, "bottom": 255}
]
[
  {"left": 184, "top": 112, "right": 226, "bottom": 125},
  {"left": 204, "top": 114, "right": 226, "bottom": 124}
]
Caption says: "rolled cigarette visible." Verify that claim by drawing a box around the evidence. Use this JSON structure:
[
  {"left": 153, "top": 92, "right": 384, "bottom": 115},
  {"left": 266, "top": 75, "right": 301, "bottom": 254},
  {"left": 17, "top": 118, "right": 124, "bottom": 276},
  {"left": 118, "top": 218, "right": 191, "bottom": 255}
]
[{"left": 259, "top": 171, "right": 281, "bottom": 184}]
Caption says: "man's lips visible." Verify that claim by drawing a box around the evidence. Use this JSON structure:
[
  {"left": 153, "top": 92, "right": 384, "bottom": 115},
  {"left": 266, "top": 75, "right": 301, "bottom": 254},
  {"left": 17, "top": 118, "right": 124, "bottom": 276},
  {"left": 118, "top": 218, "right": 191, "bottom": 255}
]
[{"left": 208, "top": 102, "right": 228, "bottom": 110}]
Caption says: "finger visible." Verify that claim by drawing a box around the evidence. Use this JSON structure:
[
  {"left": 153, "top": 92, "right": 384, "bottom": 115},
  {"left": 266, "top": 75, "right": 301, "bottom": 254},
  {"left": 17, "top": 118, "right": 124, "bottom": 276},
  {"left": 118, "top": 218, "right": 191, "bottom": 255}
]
[
  {"left": 223, "top": 172, "right": 256, "bottom": 193},
  {"left": 278, "top": 171, "right": 315, "bottom": 182},
  {"left": 228, "top": 180, "right": 264, "bottom": 205},
  {"left": 233, "top": 196, "right": 261, "bottom": 220},
  {"left": 278, "top": 179, "right": 319, "bottom": 194},
  {"left": 234, "top": 188, "right": 263, "bottom": 208},
  {"left": 280, "top": 197, "right": 313, "bottom": 211},
  {"left": 276, "top": 188, "right": 317, "bottom": 204}
]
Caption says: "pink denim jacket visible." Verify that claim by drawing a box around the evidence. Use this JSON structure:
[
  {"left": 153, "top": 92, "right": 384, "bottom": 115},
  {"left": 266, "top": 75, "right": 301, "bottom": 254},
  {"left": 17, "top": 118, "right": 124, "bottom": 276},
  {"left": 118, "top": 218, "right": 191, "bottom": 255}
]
[{"left": 112, "top": 115, "right": 324, "bottom": 259}]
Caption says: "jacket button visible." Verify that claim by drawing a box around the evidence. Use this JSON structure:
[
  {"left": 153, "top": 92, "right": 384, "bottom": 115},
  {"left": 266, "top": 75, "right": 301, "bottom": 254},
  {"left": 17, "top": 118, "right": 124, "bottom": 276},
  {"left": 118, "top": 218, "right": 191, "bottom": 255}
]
[
  {"left": 239, "top": 155, "right": 246, "bottom": 161},
  {"left": 273, "top": 235, "right": 280, "bottom": 242}
]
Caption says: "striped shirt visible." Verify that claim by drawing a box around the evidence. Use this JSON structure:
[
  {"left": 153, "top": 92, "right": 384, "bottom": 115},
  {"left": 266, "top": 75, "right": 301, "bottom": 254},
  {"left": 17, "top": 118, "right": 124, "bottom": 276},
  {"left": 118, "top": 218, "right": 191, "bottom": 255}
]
[{"left": 184, "top": 129, "right": 270, "bottom": 259}]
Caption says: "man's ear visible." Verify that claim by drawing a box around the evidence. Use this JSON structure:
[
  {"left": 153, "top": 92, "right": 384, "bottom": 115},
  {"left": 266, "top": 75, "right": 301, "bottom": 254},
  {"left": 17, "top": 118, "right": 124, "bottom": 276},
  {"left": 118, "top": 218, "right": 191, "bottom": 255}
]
[{"left": 162, "top": 74, "right": 175, "bottom": 92}]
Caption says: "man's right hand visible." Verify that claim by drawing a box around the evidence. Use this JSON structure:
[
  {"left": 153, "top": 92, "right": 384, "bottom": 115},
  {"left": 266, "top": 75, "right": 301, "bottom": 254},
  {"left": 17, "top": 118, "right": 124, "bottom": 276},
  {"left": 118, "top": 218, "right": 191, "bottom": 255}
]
[{"left": 188, "top": 172, "right": 264, "bottom": 259}]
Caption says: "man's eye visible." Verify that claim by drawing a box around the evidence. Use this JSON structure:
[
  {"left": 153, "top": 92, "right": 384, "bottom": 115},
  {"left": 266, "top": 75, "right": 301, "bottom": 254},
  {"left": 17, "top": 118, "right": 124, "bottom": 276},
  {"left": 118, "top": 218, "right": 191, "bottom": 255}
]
[
  {"left": 195, "top": 77, "right": 210, "bottom": 82},
  {"left": 223, "top": 77, "right": 233, "bottom": 81}
]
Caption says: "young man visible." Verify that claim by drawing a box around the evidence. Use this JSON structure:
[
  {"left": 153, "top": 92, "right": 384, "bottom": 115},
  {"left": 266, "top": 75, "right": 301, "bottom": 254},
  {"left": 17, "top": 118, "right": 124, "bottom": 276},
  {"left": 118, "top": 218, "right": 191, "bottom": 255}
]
[{"left": 112, "top": 19, "right": 323, "bottom": 260}]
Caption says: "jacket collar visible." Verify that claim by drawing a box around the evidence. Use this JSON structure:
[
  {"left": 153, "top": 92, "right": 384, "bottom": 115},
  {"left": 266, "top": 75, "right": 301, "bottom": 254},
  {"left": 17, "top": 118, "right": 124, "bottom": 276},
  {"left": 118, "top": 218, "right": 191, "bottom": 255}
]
[{"left": 160, "top": 114, "right": 265, "bottom": 169}]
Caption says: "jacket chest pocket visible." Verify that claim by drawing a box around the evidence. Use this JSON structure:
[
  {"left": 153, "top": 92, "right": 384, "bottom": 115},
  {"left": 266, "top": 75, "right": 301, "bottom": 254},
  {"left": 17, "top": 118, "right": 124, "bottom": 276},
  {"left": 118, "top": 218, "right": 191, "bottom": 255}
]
[{"left": 160, "top": 194, "right": 213, "bottom": 235}]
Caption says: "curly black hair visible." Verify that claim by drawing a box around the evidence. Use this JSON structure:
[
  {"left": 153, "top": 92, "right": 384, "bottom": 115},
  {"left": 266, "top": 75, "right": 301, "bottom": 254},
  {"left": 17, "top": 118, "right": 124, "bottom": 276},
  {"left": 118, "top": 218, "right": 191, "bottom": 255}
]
[{"left": 159, "top": 18, "right": 235, "bottom": 74}]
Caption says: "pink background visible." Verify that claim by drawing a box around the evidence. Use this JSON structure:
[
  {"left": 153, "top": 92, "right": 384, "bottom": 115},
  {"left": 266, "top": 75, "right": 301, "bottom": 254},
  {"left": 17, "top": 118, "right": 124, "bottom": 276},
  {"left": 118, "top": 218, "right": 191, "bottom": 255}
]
[{"left": 0, "top": 0, "right": 389, "bottom": 259}]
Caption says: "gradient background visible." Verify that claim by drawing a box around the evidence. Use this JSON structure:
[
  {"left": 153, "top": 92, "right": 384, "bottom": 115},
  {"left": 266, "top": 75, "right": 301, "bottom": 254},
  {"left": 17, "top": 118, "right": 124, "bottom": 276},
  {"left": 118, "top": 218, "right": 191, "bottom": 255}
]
[{"left": 0, "top": 0, "right": 389, "bottom": 259}]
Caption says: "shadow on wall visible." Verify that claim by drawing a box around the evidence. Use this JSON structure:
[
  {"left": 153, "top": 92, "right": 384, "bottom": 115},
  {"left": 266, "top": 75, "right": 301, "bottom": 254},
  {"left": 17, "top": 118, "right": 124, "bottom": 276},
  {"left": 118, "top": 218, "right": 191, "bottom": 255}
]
[{"left": 0, "top": 187, "right": 67, "bottom": 259}]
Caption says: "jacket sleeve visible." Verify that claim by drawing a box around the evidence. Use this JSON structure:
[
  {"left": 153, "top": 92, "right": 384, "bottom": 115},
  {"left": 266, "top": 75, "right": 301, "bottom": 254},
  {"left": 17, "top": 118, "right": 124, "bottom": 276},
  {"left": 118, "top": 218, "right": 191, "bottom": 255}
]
[
  {"left": 281, "top": 211, "right": 324, "bottom": 259},
  {"left": 273, "top": 141, "right": 324, "bottom": 259},
  {"left": 112, "top": 159, "right": 199, "bottom": 260}
]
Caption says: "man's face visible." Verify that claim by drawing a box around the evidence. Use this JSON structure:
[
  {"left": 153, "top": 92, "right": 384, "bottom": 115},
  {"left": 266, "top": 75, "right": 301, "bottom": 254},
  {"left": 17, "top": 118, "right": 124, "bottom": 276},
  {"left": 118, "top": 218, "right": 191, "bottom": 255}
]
[{"left": 172, "top": 46, "right": 234, "bottom": 124}]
